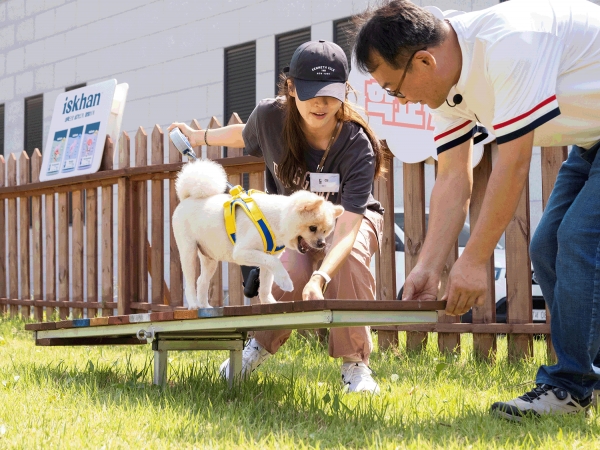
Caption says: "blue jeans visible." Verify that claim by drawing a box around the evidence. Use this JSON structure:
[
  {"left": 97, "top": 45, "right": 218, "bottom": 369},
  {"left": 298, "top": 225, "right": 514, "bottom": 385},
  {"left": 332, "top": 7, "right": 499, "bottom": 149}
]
[{"left": 530, "top": 142, "right": 600, "bottom": 400}]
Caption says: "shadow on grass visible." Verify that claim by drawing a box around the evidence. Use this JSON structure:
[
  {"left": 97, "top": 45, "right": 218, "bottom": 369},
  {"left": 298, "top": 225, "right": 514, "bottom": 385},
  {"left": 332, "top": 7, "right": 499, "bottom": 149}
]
[{"left": 12, "top": 350, "right": 598, "bottom": 448}]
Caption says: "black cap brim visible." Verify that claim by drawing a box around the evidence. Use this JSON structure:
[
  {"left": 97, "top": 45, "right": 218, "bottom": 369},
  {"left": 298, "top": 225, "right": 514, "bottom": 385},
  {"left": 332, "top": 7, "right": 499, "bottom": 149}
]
[{"left": 294, "top": 79, "right": 346, "bottom": 102}]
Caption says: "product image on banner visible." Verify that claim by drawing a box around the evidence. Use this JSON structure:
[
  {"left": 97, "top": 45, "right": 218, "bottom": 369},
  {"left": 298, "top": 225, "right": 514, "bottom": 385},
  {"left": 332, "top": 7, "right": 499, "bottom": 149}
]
[
  {"left": 61, "top": 126, "right": 84, "bottom": 173},
  {"left": 77, "top": 122, "right": 100, "bottom": 170},
  {"left": 47, "top": 130, "right": 68, "bottom": 175}
]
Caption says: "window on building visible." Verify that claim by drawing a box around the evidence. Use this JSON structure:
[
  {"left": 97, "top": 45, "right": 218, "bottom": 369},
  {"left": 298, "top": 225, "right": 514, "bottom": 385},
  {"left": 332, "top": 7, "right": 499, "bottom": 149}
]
[
  {"left": 0, "top": 104, "right": 5, "bottom": 157},
  {"left": 225, "top": 42, "right": 256, "bottom": 124},
  {"left": 24, "top": 94, "right": 43, "bottom": 157},
  {"left": 225, "top": 42, "right": 256, "bottom": 162},
  {"left": 334, "top": 18, "right": 355, "bottom": 71},
  {"left": 275, "top": 28, "right": 311, "bottom": 94}
]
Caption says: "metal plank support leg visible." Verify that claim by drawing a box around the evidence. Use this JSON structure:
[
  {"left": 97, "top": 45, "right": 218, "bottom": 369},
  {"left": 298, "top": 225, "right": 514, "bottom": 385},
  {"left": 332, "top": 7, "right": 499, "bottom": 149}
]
[
  {"left": 153, "top": 349, "right": 168, "bottom": 386},
  {"left": 228, "top": 348, "right": 243, "bottom": 389}
]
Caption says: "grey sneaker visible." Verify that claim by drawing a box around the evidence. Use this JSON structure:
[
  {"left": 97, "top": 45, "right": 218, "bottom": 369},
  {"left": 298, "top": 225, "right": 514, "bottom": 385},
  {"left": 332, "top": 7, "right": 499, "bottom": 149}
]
[
  {"left": 219, "top": 338, "right": 271, "bottom": 381},
  {"left": 341, "top": 362, "right": 380, "bottom": 394},
  {"left": 491, "top": 384, "right": 592, "bottom": 421}
]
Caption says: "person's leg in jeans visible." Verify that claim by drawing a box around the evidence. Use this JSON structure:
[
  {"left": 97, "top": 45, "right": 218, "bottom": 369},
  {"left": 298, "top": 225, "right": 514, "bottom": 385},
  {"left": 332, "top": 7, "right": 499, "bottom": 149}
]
[
  {"left": 533, "top": 144, "right": 600, "bottom": 399},
  {"left": 493, "top": 144, "right": 600, "bottom": 419}
]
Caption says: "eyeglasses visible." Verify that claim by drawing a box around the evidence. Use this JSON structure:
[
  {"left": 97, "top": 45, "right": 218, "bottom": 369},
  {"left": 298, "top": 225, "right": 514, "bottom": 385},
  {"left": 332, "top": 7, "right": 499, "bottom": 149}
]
[{"left": 385, "top": 48, "right": 426, "bottom": 99}]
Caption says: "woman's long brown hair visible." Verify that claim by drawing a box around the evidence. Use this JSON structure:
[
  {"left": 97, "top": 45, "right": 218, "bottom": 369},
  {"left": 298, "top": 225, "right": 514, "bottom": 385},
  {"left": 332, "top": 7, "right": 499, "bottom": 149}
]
[{"left": 276, "top": 74, "right": 386, "bottom": 189}]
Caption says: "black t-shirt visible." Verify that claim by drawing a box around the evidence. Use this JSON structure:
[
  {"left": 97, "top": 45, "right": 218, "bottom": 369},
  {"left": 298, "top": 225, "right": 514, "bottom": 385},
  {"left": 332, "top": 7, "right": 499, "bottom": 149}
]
[{"left": 242, "top": 98, "right": 384, "bottom": 215}]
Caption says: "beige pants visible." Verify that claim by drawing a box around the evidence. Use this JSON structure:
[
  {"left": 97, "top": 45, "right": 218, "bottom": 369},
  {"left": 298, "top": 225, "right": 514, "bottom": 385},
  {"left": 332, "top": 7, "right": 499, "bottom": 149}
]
[{"left": 253, "top": 209, "right": 383, "bottom": 364}]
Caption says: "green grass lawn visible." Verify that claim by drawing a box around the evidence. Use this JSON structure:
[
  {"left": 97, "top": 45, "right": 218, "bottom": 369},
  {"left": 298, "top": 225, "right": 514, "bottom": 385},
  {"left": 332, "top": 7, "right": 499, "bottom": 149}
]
[{"left": 0, "top": 318, "right": 598, "bottom": 449}]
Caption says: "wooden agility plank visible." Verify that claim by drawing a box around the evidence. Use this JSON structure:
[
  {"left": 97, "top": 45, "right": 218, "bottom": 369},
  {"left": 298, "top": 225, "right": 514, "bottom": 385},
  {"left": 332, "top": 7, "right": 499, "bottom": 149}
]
[
  {"left": 108, "top": 315, "right": 130, "bottom": 325},
  {"left": 55, "top": 320, "right": 74, "bottom": 329},
  {"left": 223, "top": 305, "right": 252, "bottom": 316},
  {"left": 173, "top": 310, "right": 197, "bottom": 320},
  {"left": 323, "top": 300, "right": 446, "bottom": 311},
  {"left": 37, "top": 337, "right": 143, "bottom": 346},
  {"left": 149, "top": 311, "right": 174, "bottom": 322},
  {"left": 128, "top": 313, "right": 151, "bottom": 323},
  {"left": 252, "top": 301, "right": 294, "bottom": 315},
  {"left": 72, "top": 319, "right": 90, "bottom": 327},
  {"left": 90, "top": 317, "right": 109, "bottom": 326},
  {"left": 25, "top": 322, "right": 56, "bottom": 331},
  {"left": 198, "top": 307, "right": 224, "bottom": 318}
]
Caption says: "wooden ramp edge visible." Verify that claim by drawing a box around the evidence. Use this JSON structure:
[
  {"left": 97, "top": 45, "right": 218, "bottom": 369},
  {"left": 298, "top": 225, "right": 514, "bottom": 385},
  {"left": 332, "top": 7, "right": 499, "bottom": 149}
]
[{"left": 25, "top": 300, "right": 446, "bottom": 331}]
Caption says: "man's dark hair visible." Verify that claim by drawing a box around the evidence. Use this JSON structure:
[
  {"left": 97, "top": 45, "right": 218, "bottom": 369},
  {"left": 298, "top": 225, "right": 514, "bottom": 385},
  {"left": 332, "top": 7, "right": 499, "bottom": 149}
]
[{"left": 354, "top": 0, "right": 446, "bottom": 73}]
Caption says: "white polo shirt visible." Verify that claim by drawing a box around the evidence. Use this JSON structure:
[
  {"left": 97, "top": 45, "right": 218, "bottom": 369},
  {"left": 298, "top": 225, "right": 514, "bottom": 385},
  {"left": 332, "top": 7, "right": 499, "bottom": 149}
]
[{"left": 433, "top": 0, "right": 600, "bottom": 154}]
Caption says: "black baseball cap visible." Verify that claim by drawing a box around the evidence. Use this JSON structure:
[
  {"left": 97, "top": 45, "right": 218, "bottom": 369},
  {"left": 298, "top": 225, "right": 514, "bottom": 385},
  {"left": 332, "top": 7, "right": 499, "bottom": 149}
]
[{"left": 284, "top": 40, "right": 349, "bottom": 102}]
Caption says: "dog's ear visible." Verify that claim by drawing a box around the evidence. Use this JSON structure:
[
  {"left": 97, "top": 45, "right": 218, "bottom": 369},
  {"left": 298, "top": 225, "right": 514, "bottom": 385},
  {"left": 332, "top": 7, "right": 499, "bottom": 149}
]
[
  {"left": 333, "top": 204, "right": 344, "bottom": 218},
  {"left": 295, "top": 194, "right": 324, "bottom": 213}
]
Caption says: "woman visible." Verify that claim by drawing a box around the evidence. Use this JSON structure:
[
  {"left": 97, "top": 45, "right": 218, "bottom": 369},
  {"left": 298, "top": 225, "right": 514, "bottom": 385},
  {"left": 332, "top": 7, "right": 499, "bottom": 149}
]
[{"left": 169, "top": 40, "right": 386, "bottom": 393}]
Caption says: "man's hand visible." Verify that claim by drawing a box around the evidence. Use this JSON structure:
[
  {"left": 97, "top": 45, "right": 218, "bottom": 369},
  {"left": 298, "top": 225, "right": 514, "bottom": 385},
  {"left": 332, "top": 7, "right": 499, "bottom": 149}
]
[
  {"left": 402, "top": 265, "right": 440, "bottom": 301},
  {"left": 443, "top": 256, "right": 487, "bottom": 315},
  {"left": 302, "top": 276, "right": 325, "bottom": 300}
]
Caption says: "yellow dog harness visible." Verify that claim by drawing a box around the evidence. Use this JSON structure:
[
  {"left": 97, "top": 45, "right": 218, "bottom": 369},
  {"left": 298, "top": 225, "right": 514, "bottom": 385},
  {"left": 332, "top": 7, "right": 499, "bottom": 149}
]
[{"left": 223, "top": 185, "right": 285, "bottom": 255}]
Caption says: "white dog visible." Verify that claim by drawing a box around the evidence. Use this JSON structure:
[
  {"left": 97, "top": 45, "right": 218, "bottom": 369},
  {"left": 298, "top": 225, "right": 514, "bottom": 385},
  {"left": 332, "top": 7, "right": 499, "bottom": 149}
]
[{"left": 172, "top": 159, "right": 344, "bottom": 308}]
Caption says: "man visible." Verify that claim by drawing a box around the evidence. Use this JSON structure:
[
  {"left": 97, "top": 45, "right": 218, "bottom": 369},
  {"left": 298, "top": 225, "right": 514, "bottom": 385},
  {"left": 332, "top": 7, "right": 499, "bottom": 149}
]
[{"left": 354, "top": 0, "right": 600, "bottom": 420}]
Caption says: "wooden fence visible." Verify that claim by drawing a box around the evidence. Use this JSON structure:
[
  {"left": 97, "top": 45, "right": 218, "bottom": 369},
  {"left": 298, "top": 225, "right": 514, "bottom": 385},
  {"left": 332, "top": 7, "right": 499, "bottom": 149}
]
[{"left": 0, "top": 113, "right": 566, "bottom": 361}]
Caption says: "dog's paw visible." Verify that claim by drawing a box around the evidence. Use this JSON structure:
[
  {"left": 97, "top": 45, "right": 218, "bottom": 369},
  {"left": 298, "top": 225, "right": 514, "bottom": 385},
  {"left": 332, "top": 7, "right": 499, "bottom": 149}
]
[
  {"left": 274, "top": 272, "right": 294, "bottom": 292},
  {"left": 259, "top": 294, "right": 278, "bottom": 304}
]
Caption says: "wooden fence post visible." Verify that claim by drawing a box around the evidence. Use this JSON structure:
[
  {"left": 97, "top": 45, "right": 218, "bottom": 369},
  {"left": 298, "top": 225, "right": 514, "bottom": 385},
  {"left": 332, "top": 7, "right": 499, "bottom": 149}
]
[
  {"left": 132, "top": 127, "right": 148, "bottom": 311},
  {"left": 206, "top": 117, "right": 223, "bottom": 307},
  {"left": 189, "top": 120, "right": 203, "bottom": 297},
  {"left": 505, "top": 175, "right": 533, "bottom": 361},
  {"left": 7, "top": 154, "right": 18, "bottom": 318},
  {"left": 86, "top": 182, "right": 98, "bottom": 319},
  {"left": 31, "top": 150, "right": 43, "bottom": 321},
  {"left": 118, "top": 132, "right": 132, "bottom": 315},
  {"left": 540, "top": 146, "right": 568, "bottom": 361},
  {"left": 375, "top": 150, "right": 398, "bottom": 350},
  {"left": 470, "top": 144, "right": 497, "bottom": 360},
  {"left": 403, "top": 161, "right": 428, "bottom": 351},
  {"left": 433, "top": 160, "right": 460, "bottom": 353},
  {"left": 226, "top": 113, "right": 244, "bottom": 307},
  {"left": 45, "top": 183, "right": 56, "bottom": 321},
  {"left": 168, "top": 129, "right": 183, "bottom": 309},
  {"left": 18, "top": 152, "right": 31, "bottom": 320},
  {"left": 72, "top": 185, "right": 84, "bottom": 319},
  {"left": 150, "top": 126, "right": 165, "bottom": 307},
  {"left": 101, "top": 137, "right": 114, "bottom": 317}
]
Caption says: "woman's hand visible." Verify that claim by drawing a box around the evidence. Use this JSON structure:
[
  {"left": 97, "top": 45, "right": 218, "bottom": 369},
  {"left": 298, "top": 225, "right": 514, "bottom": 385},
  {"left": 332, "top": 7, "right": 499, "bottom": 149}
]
[
  {"left": 302, "top": 275, "right": 326, "bottom": 300},
  {"left": 167, "top": 122, "right": 203, "bottom": 147}
]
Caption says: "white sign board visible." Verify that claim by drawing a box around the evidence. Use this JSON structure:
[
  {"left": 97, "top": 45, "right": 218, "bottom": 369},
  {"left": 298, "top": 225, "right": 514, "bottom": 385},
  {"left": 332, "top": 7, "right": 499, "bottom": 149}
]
[
  {"left": 347, "top": 6, "right": 494, "bottom": 166},
  {"left": 40, "top": 79, "right": 128, "bottom": 181}
]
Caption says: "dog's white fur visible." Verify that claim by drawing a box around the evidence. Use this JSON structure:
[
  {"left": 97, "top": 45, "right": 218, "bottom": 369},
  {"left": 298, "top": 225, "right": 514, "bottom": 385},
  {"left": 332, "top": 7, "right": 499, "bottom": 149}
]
[{"left": 172, "top": 159, "right": 344, "bottom": 309}]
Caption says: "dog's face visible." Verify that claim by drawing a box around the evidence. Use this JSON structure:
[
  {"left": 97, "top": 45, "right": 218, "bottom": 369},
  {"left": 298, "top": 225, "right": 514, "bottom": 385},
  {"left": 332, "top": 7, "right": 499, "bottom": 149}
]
[{"left": 286, "top": 191, "right": 345, "bottom": 254}]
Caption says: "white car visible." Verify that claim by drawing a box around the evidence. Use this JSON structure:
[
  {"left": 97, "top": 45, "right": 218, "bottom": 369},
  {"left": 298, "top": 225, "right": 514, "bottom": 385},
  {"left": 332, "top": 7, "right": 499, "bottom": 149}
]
[{"left": 372, "top": 208, "right": 546, "bottom": 322}]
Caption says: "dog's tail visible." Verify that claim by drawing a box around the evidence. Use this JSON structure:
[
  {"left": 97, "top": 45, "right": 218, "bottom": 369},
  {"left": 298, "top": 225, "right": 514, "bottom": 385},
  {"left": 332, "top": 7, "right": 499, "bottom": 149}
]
[{"left": 175, "top": 159, "right": 227, "bottom": 201}]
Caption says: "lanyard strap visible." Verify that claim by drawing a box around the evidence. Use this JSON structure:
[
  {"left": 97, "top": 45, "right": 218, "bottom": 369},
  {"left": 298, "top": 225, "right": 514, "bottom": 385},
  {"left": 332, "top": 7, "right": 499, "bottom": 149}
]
[{"left": 316, "top": 120, "right": 341, "bottom": 173}]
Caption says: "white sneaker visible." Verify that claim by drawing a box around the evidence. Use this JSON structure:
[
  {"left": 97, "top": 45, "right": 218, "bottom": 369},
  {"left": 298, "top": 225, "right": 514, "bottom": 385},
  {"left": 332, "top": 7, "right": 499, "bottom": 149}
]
[
  {"left": 491, "top": 384, "right": 592, "bottom": 421},
  {"left": 341, "top": 362, "right": 380, "bottom": 394},
  {"left": 219, "top": 338, "right": 271, "bottom": 381}
]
